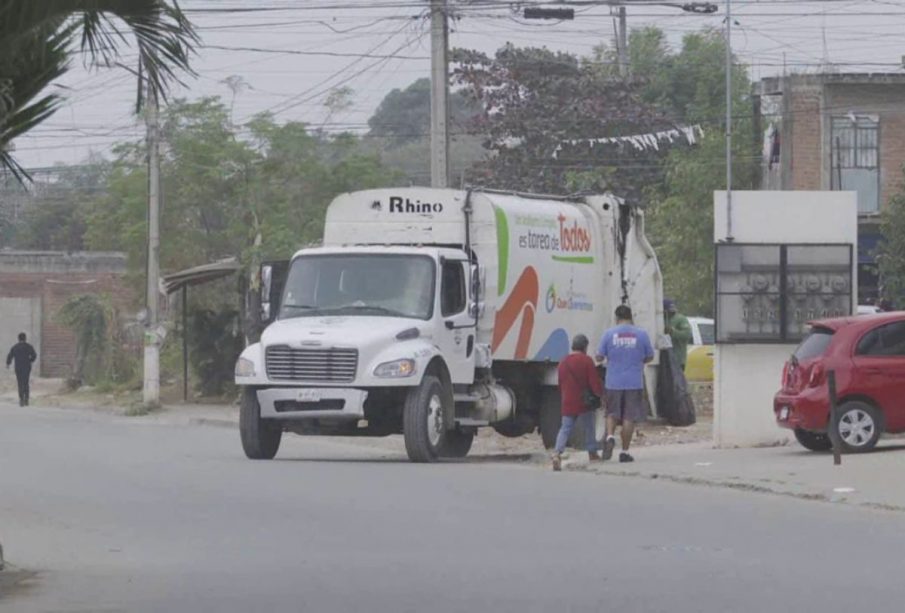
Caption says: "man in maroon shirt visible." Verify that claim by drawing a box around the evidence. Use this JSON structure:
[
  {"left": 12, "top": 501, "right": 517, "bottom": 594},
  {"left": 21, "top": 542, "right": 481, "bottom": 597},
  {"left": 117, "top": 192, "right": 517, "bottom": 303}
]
[{"left": 552, "top": 334, "right": 605, "bottom": 471}]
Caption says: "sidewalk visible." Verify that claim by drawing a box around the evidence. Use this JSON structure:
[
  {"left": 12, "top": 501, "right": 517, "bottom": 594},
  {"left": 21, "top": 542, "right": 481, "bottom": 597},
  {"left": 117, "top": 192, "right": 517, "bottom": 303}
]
[{"left": 560, "top": 439, "right": 905, "bottom": 512}]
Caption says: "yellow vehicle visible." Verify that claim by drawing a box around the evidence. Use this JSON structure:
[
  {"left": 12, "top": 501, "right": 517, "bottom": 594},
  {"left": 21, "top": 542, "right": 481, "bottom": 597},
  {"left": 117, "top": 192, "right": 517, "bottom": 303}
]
[{"left": 685, "top": 317, "right": 714, "bottom": 382}]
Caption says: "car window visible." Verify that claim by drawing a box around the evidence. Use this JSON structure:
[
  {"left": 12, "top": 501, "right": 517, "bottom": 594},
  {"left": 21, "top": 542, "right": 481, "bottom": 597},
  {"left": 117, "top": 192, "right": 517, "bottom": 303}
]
[
  {"left": 793, "top": 327, "right": 834, "bottom": 361},
  {"left": 698, "top": 323, "right": 715, "bottom": 345},
  {"left": 441, "top": 260, "right": 467, "bottom": 317},
  {"left": 857, "top": 322, "right": 905, "bottom": 357}
]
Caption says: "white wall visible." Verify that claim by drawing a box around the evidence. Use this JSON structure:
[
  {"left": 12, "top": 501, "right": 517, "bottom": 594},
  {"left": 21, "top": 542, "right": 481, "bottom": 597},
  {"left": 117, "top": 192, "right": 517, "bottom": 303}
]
[{"left": 712, "top": 191, "right": 858, "bottom": 447}]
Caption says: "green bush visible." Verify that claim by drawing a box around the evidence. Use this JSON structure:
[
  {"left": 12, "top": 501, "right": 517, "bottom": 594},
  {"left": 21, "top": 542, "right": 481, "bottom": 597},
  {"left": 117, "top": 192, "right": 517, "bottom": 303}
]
[
  {"left": 188, "top": 307, "right": 243, "bottom": 397},
  {"left": 57, "top": 293, "right": 138, "bottom": 388}
]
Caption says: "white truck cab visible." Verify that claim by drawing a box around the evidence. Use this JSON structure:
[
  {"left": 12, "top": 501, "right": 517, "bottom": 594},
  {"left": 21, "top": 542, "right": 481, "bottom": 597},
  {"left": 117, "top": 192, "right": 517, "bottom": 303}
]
[{"left": 236, "top": 188, "right": 665, "bottom": 462}]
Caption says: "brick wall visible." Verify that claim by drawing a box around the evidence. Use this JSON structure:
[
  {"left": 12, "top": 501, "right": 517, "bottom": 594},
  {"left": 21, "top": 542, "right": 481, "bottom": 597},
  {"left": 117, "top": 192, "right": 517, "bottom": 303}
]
[
  {"left": 788, "top": 86, "right": 823, "bottom": 191},
  {"left": 760, "top": 77, "right": 905, "bottom": 213},
  {"left": 0, "top": 252, "right": 133, "bottom": 378}
]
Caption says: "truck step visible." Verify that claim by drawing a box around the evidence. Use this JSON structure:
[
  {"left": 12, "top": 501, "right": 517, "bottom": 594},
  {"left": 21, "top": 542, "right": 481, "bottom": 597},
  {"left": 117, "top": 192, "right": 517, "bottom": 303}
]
[
  {"left": 455, "top": 418, "right": 490, "bottom": 427},
  {"left": 453, "top": 393, "right": 479, "bottom": 403}
]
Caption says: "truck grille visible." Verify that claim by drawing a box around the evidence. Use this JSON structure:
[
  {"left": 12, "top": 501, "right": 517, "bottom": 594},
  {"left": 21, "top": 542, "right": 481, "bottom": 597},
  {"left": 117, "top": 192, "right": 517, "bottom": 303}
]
[{"left": 265, "top": 346, "right": 358, "bottom": 382}]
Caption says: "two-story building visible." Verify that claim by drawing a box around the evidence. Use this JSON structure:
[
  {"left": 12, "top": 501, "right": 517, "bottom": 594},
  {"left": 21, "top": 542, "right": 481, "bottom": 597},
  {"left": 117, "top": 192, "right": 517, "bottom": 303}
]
[{"left": 754, "top": 73, "right": 905, "bottom": 303}]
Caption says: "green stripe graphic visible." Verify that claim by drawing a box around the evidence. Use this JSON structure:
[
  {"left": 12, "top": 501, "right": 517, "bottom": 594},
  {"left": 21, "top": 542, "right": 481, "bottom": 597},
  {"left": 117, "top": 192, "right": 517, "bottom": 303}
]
[{"left": 552, "top": 255, "right": 595, "bottom": 264}]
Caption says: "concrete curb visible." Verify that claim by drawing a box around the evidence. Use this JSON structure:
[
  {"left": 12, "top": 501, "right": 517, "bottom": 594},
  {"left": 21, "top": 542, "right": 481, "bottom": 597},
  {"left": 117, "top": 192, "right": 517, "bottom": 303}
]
[{"left": 568, "top": 464, "right": 905, "bottom": 514}]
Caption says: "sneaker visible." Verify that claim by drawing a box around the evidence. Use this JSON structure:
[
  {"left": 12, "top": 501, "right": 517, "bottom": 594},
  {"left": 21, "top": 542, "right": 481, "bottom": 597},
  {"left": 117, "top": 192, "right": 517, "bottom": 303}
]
[
  {"left": 588, "top": 451, "right": 603, "bottom": 462},
  {"left": 619, "top": 452, "right": 634, "bottom": 463},
  {"left": 603, "top": 437, "right": 616, "bottom": 461},
  {"left": 552, "top": 454, "right": 562, "bottom": 472}
]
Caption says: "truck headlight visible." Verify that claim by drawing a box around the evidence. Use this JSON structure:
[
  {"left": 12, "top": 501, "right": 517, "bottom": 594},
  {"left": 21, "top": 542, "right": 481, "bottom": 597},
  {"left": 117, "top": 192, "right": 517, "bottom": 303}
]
[
  {"left": 235, "top": 357, "right": 256, "bottom": 378},
  {"left": 374, "top": 358, "right": 416, "bottom": 378}
]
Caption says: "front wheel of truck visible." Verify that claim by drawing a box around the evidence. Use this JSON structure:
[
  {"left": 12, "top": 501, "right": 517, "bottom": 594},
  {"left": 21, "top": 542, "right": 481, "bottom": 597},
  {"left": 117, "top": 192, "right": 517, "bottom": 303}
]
[
  {"left": 403, "top": 375, "right": 446, "bottom": 462},
  {"left": 240, "top": 388, "right": 282, "bottom": 460}
]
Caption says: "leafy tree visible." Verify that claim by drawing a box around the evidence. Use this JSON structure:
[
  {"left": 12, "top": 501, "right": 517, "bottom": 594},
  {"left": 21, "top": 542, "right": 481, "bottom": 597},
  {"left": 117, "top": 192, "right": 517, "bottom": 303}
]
[
  {"left": 188, "top": 306, "right": 243, "bottom": 397},
  {"left": 648, "top": 131, "right": 756, "bottom": 316},
  {"left": 643, "top": 29, "right": 757, "bottom": 316},
  {"left": 452, "top": 44, "right": 678, "bottom": 203},
  {"left": 0, "top": 0, "right": 198, "bottom": 178},
  {"left": 368, "top": 78, "right": 479, "bottom": 147},
  {"left": 879, "top": 173, "right": 905, "bottom": 308},
  {"left": 57, "top": 292, "right": 134, "bottom": 387},
  {"left": 366, "top": 77, "right": 485, "bottom": 185},
  {"left": 14, "top": 159, "right": 110, "bottom": 251},
  {"left": 78, "top": 96, "right": 403, "bottom": 392}
]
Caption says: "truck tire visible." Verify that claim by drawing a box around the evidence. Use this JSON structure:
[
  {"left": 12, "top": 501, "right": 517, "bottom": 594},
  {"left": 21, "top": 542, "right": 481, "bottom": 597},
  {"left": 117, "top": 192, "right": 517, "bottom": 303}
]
[
  {"left": 539, "top": 388, "right": 561, "bottom": 450},
  {"left": 240, "top": 388, "right": 282, "bottom": 460},
  {"left": 403, "top": 375, "right": 446, "bottom": 462},
  {"left": 441, "top": 429, "right": 474, "bottom": 458}
]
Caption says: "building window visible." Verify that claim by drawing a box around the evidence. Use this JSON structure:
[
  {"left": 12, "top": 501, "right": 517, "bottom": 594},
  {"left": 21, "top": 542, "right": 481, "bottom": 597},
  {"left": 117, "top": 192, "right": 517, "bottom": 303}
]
[{"left": 831, "top": 116, "right": 879, "bottom": 214}]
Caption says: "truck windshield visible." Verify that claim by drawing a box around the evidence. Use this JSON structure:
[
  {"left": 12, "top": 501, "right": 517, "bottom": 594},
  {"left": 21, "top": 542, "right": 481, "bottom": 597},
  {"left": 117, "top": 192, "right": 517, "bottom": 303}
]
[{"left": 279, "top": 254, "right": 435, "bottom": 320}]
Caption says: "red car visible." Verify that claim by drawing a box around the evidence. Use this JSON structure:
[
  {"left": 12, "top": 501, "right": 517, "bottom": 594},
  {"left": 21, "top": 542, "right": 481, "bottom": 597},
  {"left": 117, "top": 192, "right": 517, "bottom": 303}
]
[{"left": 774, "top": 312, "right": 905, "bottom": 453}]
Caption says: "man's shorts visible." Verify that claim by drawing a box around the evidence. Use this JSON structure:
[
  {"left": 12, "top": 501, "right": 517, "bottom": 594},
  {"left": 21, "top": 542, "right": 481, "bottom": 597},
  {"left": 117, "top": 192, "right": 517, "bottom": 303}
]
[{"left": 605, "top": 389, "right": 645, "bottom": 422}]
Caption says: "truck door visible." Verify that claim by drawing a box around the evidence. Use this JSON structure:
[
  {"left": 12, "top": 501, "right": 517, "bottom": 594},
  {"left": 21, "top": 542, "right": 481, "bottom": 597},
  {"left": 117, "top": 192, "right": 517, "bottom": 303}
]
[{"left": 438, "top": 258, "right": 476, "bottom": 384}]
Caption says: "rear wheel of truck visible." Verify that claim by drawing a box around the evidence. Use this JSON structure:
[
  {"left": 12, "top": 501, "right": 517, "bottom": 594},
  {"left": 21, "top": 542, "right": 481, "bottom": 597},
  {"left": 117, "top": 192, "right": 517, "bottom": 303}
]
[
  {"left": 240, "top": 388, "right": 282, "bottom": 460},
  {"left": 403, "top": 375, "right": 446, "bottom": 462},
  {"left": 441, "top": 429, "right": 474, "bottom": 458}
]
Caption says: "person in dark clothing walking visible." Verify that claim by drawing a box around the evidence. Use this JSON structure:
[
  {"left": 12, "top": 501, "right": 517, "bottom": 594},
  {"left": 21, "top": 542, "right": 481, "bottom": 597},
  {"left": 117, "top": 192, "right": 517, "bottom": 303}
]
[{"left": 6, "top": 333, "right": 37, "bottom": 406}]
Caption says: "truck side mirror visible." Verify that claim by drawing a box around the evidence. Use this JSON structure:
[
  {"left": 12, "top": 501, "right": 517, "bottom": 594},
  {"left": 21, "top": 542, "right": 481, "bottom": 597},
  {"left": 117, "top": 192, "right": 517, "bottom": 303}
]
[{"left": 260, "top": 264, "right": 274, "bottom": 323}]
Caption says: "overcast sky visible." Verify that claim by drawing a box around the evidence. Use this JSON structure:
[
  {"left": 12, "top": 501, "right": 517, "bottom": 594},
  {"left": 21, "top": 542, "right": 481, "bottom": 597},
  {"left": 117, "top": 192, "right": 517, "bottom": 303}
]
[{"left": 13, "top": 0, "right": 905, "bottom": 170}]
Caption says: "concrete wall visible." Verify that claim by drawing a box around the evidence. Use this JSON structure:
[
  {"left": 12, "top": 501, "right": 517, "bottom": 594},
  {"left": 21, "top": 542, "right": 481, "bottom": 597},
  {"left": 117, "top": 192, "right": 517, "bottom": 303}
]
[
  {"left": 713, "top": 191, "right": 858, "bottom": 447},
  {"left": 0, "top": 251, "right": 130, "bottom": 378}
]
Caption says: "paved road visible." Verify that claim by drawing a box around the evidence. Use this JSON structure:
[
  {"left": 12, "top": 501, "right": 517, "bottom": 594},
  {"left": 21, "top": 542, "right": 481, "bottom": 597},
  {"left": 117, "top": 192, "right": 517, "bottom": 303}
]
[{"left": 2, "top": 404, "right": 905, "bottom": 613}]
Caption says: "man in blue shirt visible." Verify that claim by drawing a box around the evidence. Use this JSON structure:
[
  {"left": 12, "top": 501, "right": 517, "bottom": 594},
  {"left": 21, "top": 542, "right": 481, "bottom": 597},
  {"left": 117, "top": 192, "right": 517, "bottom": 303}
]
[{"left": 596, "top": 305, "right": 654, "bottom": 463}]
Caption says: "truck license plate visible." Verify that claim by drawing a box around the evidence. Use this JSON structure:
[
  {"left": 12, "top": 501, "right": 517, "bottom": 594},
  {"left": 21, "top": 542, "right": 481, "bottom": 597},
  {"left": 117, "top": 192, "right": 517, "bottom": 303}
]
[{"left": 297, "top": 389, "right": 323, "bottom": 403}]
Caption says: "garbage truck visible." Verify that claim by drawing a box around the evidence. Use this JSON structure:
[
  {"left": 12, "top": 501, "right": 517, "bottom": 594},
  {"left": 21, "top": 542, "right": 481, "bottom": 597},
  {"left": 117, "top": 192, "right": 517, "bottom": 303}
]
[{"left": 235, "top": 188, "right": 665, "bottom": 462}]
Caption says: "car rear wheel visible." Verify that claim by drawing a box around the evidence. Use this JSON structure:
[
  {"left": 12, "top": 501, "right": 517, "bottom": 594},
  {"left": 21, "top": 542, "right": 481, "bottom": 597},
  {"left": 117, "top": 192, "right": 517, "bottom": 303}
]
[
  {"left": 793, "top": 428, "right": 832, "bottom": 452},
  {"left": 833, "top": 401, "right": 882, "bottom": 453}
]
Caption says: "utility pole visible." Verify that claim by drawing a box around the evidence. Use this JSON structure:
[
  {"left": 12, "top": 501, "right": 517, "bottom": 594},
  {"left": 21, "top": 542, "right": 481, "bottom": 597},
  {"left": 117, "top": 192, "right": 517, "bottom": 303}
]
[
  {"left": 616, "top": 5, "right": 628, "bottom": 78},
  {"left": 430, "top": 0, "right": 449, "bottom": 188},
  {"left": 725, "top": 0, "right": 734, "bottom": 240},
  {"left": 143, "top": 89, "right": 161, "bottom": 408}
]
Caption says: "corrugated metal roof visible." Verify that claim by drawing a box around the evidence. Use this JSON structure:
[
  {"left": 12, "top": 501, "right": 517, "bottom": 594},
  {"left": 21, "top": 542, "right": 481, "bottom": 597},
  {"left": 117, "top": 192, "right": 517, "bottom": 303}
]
[{"left": 162, "top": 258, "right": 240, "bottom": 294}]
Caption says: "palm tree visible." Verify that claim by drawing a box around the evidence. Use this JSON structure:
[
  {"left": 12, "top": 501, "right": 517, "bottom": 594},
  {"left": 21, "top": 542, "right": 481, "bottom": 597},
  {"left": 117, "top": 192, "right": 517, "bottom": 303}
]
[{"left": 0, "top": 1, "right": 198, "bottom": 181}]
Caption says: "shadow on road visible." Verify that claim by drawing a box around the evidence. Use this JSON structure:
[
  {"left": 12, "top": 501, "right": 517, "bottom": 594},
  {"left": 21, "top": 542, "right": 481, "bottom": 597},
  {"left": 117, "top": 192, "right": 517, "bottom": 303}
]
[
  {"left": 0, "top": 568, "right": 40, "bottom": 602},
  {"left": 274, "top": 453, "right": 539, "bottom": 465}
]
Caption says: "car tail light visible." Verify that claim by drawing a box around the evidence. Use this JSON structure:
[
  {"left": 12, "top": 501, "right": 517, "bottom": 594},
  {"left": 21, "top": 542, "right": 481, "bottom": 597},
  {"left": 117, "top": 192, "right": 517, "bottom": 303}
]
[
  {"left": 781, "top": 362, "right": 790, "bottom": 387},
  {"left": 807, "top": 364, "right": 825, "bottom": 388}
]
